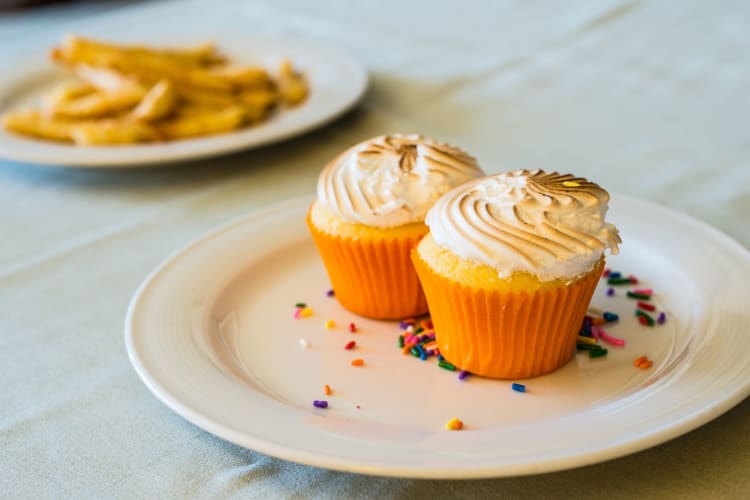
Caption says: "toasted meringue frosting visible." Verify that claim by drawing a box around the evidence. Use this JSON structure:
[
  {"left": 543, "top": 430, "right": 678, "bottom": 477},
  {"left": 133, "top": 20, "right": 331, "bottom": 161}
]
[
  {"left": 316, "top": 134, "right": 484, "bottom": 228},
  {"left": 426, "top": 170, "right": 621, "bottom": 280}
]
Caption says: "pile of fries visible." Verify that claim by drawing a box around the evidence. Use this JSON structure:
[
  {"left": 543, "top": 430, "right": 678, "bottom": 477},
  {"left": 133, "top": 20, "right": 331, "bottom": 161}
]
[{"left": 2, "top": 36, "right": 309, "bottom": 145}]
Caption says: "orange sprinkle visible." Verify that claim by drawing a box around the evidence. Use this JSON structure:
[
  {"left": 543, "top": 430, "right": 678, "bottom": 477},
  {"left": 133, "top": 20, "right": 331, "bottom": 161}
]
[
  {"left": 422, "top": 341, "right": 438, "bottom": 351},
  {"left": 402, "top": 344, "right": 414, "bottom": 355},
  {"left": 351, "top": 358, "right": 364, "bottom": 366},
  {"left": 445, "top": 417, "right": 463, "bottom": 431},
  {"left": 633, "top": 356, "right": 648, "bottom": 367},
  {"left": 324, "top": 384, "right": 332, "bottom": 396},
  {"left": 639, "top": 360, "right": 653, "bottom": 369}
]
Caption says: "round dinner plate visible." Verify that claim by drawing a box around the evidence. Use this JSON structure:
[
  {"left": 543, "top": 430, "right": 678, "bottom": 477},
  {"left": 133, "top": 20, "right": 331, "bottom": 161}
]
[
  {"left": 125, "top": 195, "right": 750, "bottom": 478},
  {"left": 0, "top": 35, "right": 367, "bottom": 167}
]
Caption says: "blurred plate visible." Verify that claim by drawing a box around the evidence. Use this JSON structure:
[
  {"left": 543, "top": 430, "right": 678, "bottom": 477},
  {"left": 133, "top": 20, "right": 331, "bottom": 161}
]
[
  {"left": 125, "top": 195, "right": 750, "bottom": 478},
  {"left": 0, "top": 35, "right": 367, "bottom": 167}
]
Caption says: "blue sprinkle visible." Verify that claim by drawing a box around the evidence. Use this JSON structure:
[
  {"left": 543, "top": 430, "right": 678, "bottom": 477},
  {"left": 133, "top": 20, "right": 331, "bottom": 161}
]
[
  {"left": 606, "top": 287, "right": 615, "bottom": 297},
  {"left": 603, "top": 311, "right": 619, "bottom": 322},
  {"left": 511, "top": 383, "right": 526, "bottom": 393},
  {"left": 313, "top": 400, "right": 328, "bottom": 409},
  {"left": 437, "top": 354, "right": 444, "bottom": 362},
  {"left": 609, "top": 271, "right": 622, "bottom": 279}
]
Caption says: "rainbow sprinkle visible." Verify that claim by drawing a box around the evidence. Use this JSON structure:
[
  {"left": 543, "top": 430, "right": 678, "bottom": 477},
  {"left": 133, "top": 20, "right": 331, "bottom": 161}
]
[
  {"left": 351, "top": 358, "right": 364, "bottom": 366},
  {"left": 324, "top": 319, "right": 335, "bottom": 329},
  {"left": 345, "top": 340, "right": 356, "bottom": 350},
  {"left": 511, "top": 383, "right": 526, "bottom": 393}
]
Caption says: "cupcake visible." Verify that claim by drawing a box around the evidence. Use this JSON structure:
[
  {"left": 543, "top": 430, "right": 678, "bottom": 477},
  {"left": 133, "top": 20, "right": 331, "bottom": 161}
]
[
  {"left": 307, "top": 134, "right": 484, "bottom": 319},
  {"left": 412, "top": 170, "right": 621, "bottom": 378}
]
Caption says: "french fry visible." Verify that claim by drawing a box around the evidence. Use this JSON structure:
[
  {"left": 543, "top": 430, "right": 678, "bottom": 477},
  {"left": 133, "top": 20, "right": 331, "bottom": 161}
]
[
  {"left": 50, "top": 88, "right": 145, "bottom": 119},
  {"left": 209, "top": 65, "right": 272, "bottom": 90},
  {"left": 131, "top": 80, "right": 177, "bottom": 121},
  {"left": 70, "top": 120, "right": 158, "bottom": 145},
  {"left": 128, "top": 41, "right": 225, "bottom": 66},
  {"left": 2, "top": 110, "right": 75, "bottom": 142},
  {"left": 44, "top": 81, "right": 93, "bottom": 104},
  {"left": 238, "top": 89, "right": 277, "bottom": 122},
  {"left": 176, "top": 85, "right": 236, "bottom": 108},
  {"left": 74, "top": 64, "right": 145, "bottom": 94},
  {"left": 276, "top": 60, "right": 308, "bottom": 106},
  {"left": 158, "top": 105, "right": 245, "bottom": 140}
]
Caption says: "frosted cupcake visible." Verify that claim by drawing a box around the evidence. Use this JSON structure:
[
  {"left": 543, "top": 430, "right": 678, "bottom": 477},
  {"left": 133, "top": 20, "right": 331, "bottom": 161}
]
[
  {"left": 412, "top": 170, "right": 621, "bottom": 378},
  {"left": 307, "top": 134, "right": 484, "bottom": 319}
]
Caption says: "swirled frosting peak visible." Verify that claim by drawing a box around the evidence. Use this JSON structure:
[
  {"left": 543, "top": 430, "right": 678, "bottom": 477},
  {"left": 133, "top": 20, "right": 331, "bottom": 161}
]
[
  {"left": 426, "top": 170, "right": 621, "bottom": 280},
  {"left": 316, "top": 134, "right": 484, "bottom": 228}
]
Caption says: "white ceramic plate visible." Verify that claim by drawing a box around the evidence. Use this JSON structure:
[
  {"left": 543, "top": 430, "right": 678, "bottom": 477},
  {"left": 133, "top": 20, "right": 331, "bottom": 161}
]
[
  {"left": 125, "top": 195, "right": 750, "bottom": 478},
  {"left": 0, "top": 36, "right": 367, "bottom": 167}
]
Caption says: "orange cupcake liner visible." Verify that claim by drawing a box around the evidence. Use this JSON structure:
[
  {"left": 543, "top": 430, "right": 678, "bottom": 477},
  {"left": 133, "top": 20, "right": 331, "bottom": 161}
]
[
  {"left": 412, "top": 250, "right": 604, "bottom": 379},
  {"left": 307, "top": 209, "right": 429, "bottom": 320}
]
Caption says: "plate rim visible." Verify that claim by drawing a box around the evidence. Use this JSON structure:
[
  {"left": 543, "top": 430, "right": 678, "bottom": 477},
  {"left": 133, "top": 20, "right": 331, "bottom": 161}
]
[
  {"left": 124, "top": 194, "right": 750, "bottom": 478},
  {"left": 0, "top": 35, "right": 368, "bottom": 168}
]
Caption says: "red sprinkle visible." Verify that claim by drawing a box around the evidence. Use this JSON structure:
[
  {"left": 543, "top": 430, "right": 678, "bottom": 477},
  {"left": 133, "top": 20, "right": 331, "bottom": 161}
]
[
  {"left": 629, "top": 275, "right": 639, "bottom": 284},
  {"left": 637, "top": 301, "right": 656, "bottom": 312},
  {"left": 349, "top": 322, "right": 357, "bottom": 333},
  {"left": 345, "top": 340, "right": 356, "bottom": 350},
  {"left": 602, "top": 268, "right": 611, "bottom": 278},
  {"left": 638, "top": 315, "right": 649, "bottom": 326}
]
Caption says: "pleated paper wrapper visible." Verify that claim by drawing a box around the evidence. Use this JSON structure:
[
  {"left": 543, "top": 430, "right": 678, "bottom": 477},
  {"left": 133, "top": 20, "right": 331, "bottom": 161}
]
[
  {"left": 307, "top": 212, "right": 428, "bottom": 320},
  {"left": 412, "top": 250, "right": 604, "bottom": 379}
]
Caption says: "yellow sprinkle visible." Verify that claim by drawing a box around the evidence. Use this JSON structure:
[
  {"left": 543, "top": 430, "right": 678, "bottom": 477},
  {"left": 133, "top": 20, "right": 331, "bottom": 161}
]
[
  {"left": 300, "top": 307, "right": 313, "bottom": 317},
  {"left": 562, "top": 181, "right": 580, "bottom": 187},
  {"left": 577, "top": 335, "right": 598, "bottom": 345},
  {"left": 445, "top": 417, "right": 463, "bottom": 431},
  {"left": 324, "top": 319, "right": 335, "bottom": 329}
]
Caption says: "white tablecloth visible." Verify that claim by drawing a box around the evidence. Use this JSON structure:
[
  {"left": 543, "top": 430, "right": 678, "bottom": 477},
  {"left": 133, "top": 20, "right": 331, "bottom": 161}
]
[{"left": 2, "top": 0, "right": 749, "bottom": 497}]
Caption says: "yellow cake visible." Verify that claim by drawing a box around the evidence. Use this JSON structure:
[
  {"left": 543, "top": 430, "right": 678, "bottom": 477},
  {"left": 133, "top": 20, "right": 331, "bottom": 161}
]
[
  {"left": 412, "top": 170, "right": 621, "bottom": 378},
  {"left": 307, "top": 134, "right": 484, "bottom": 319}
]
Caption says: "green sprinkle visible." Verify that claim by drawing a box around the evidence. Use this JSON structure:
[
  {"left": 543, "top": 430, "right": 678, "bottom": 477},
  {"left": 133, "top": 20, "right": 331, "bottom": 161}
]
[
  {"left": 607, "top": 277, "right": 633, "bottom": 285},
  {"left": 438, "top": 360, "right": 457, "bottom": 371},
  {"left": 295, "top": 302, "right": 306, "bottom": 308},
  {"left": 414, "top": 327, "right": 424, "bottom": 335},
  {"left": 627, "top": 291, "right": 651, "bottom": 300},
  {"left": 635, "top": 309, "right": 656, "bottom": 326},
  {"left": 589, "top": 348, "right": 608, "bottom": 358},
  {"left": 577, "top": 343, "right": 605, "bottom": 351},
  {"left": 410, "top": 346, "right": 420, "bottom": 357},
  {"left": 398, "top": 335, "right": 404, "bottom": 348}
]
